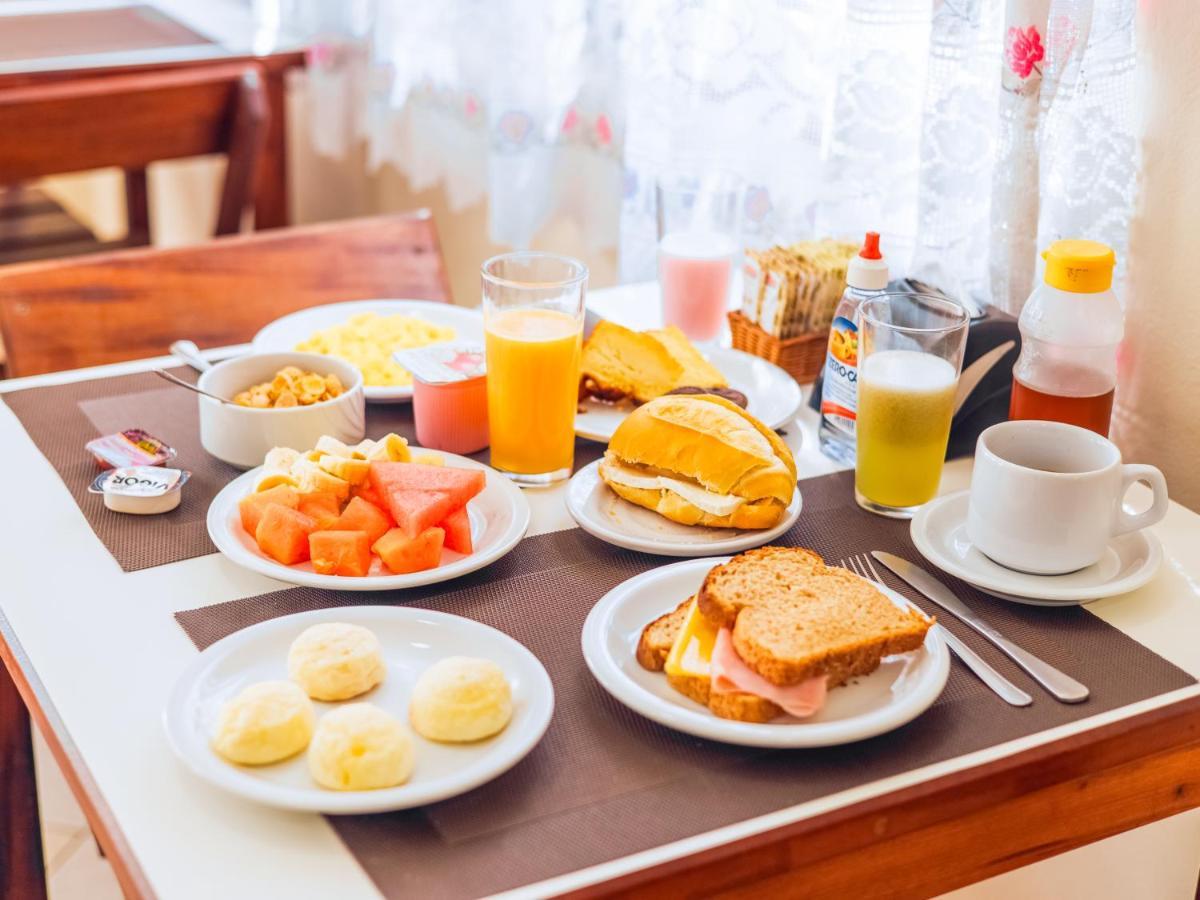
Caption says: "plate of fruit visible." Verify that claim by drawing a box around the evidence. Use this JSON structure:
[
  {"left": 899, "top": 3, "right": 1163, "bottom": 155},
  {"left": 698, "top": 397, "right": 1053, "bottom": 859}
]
[{"left": 207, "top": 433, "right": 530, "bottom": 590}]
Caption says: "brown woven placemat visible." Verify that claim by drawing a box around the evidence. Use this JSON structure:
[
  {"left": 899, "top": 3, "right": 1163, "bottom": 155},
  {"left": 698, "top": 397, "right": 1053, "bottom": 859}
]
[
  {"left": 2, "top": 367, "right": 606, "bottom": 571},
  {"left": 175, "top": 470, "right": 1194, "bottom": 899}
]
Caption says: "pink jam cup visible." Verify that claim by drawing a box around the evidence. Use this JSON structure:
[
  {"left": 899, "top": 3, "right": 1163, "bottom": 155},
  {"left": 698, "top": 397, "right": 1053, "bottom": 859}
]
[{"left": 412, "top": 375, "right": 488, "bottom": 454}]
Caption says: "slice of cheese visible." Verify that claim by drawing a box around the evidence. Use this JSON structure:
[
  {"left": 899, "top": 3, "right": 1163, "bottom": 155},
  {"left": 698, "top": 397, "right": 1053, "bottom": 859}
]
[
  {"left": 601, "top": 459, "right": 743, "bottom": 517},
  {"left": 664, "top": 599, "right": 719, "bottom": 680}
]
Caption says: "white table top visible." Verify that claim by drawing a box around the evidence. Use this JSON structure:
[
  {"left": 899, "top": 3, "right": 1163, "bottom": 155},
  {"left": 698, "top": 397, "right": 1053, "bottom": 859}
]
[{"left": 3, "top": 282, "right": 1200, "bottom": 899}]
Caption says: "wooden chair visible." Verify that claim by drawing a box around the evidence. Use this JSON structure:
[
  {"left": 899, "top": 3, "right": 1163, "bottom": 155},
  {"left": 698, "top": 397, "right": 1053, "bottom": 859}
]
[
  {"left": 0, "top": 212, "right": 454, "bottom": 377},
  {"left": 0, "top": 62, "right": 268, "bottom": 263}
]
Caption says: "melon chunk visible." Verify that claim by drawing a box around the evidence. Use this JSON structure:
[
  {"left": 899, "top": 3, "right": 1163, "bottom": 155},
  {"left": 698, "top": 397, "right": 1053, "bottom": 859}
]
[
  {"left": 238, "top": 485, "right": 299, "bottom": 535},
  {"left": 255, "top": 505, "right": 317, "bottom": 565},
  {"left": 297, "top": 491, "right": 342, "bottom": 529},
  {"left": 372, "top": 527, "right": 444, "bottom": 574},
  {"left": 334, "top": 496, "right": 392, "bottom": 546},
  {"left": 309, "top": 530, "right": 372, "bottom": 577},
  {"left": 369, "top": 462, "right": 485, "bottom": 510},
  {"left": 439, "top": 506, "right": 473, "bottom": 555}
]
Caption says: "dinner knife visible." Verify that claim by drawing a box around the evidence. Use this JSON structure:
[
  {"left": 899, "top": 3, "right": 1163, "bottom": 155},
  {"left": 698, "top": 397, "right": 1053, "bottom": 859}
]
[{"left": 872, "top": 551, "right": 1089, "bottom": 704}]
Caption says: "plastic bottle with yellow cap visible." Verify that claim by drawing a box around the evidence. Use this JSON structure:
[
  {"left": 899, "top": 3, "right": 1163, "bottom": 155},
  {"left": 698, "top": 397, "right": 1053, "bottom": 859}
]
[{"left": 1009, "top": 239, "right": 1122, "bottom": 436}]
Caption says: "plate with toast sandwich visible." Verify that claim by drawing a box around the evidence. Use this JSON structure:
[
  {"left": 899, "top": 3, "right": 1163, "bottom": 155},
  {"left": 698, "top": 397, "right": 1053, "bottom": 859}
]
[
  {"left": 575, "top": 321, "right": 803, "bottom": 443},
  {"left": 581, "top": 548, "right": 949, "bottom": 747},
  {"left": 566, "top": 392, "right": 802, "bottom": 556}
]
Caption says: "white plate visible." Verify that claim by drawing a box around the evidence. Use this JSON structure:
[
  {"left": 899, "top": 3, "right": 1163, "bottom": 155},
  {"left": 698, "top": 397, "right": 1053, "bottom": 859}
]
[
  {"left": 574, "top": 347, "right": 803, "bottom": 443},
  {"left": 164, "top": 606, "right": 554, "bottom": 814},
  {"left": 565, "top": 460, "right": 801, "bottom": 557},
  {"left": 251, "top": 299, "right": 485, "bottom": 403},
  {"left": 911, "top": 491, "right": 1163, "bottom": 605},
  {"left": 207, "top": 451, "right": 530, "bottom": 591},
  {"left": 581, "top": 558, "right": 949, "bottom": 748}
]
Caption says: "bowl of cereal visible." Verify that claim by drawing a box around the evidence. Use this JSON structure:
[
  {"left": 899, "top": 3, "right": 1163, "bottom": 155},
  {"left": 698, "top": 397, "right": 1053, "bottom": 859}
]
[
  {"left": 251, "top": 300, "right": 484, "bottom": 403},
  {"left": 198, "top": 352, "right": 365, "bottom": 468}
]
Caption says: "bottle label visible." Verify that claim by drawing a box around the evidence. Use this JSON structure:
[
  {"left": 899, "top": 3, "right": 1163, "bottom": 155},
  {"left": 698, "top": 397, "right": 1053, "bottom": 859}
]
[{"left": 820, "top": 315, "right": 859, "bottom": 434}]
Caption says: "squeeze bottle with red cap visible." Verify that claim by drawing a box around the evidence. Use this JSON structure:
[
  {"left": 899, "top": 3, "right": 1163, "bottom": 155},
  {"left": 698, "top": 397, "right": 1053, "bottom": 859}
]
[
  {"left": 818, "top": 231, "right": 889, "bottom": 464},
  {"left": 1009, "top": 239, "right": 1123, "bottom": 436}
]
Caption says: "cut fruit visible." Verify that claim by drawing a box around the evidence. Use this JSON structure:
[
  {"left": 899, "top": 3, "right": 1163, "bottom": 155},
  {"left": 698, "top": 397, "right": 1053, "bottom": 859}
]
[
  {"left": 379, "top": 488, "right": 458, "bottom": 539},
  {"left": 439, "top": 506, "right": 473, "bottom": 555},
  {"left": 369, "top": 462, "right": 485, "bottom": 510},
  {"left": 238, "top": 485, "right": 299, "bottom": 535},
  {"left": 297, "top": 491, "right": 342, "bottom": 529},
  {"left": 373, "top": 526, "right": 445, "bottom": 574},
  {"left": 351, "top": 483, "right": 387, "bottom": 509},
  {"left": 255, "top": 505, "right": 317, "bottom": 565},
  {"left": 309, "top": 530, "right": 372, "bottom": 577},
  {"left": 334, "top": 496, "right": 392, "bottom": 545}
]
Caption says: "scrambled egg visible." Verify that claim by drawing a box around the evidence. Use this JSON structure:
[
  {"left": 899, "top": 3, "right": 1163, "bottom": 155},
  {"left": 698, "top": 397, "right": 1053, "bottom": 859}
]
[{"left": 295, "top": 312, "right": 455, "bottom": 387}]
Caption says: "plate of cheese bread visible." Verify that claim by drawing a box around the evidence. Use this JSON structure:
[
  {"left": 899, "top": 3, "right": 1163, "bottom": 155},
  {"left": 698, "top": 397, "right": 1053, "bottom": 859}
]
[
  {"left": 575, "top": 320, "right": 803, "bottom": 443},
  {"left": 164, "top": 606, "right": 554, "bottom": 814},
  {"left": 581, "top": 548, "right": 948, "bottom": 747},
  {"left": 566, "top": 392, "right": 802, "bottom": 555}
]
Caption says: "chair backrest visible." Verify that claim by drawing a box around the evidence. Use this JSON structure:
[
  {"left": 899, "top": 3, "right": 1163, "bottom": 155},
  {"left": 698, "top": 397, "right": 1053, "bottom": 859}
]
[
  {"left": 0, "top": 212, "right": 454, "bottom": 377},
  {"left": 0, "top": 62, "right": 268, "bottom": 240}
]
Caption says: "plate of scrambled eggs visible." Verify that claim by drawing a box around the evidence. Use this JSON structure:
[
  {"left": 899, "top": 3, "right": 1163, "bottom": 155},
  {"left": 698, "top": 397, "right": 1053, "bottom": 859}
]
[{"left": 252, "top": 300, "right": 484, "bottom": 402}]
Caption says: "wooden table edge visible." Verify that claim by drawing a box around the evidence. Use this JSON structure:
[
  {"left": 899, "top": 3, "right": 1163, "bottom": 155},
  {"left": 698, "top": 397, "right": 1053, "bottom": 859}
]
[
  {"left": 562, "top": 691, "right": 1200, "bottom": 898},
  {"left": 0, "top": 608, "right": 157, "bottom": 900}
]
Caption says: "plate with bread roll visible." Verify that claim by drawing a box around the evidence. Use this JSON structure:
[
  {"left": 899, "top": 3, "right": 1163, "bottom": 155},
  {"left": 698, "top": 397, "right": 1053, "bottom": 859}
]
[
  {"left": 581, "top": 549, "right": 949, "bottom": 747},
  {"left": 566, "top": 393, "right": 802, "bottom": 556},
  {"left": 575, "top": 321, "right": 803, "bottom": 443}
]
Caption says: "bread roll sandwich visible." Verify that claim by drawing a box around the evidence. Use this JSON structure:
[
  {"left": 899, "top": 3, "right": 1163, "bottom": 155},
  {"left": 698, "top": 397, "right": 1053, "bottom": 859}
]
[
  {"left": 637, "top": 547, "right": 934, "bottom": 723},
  {"left": 599, "top": 393, "right": 796, "bottom": 530}
]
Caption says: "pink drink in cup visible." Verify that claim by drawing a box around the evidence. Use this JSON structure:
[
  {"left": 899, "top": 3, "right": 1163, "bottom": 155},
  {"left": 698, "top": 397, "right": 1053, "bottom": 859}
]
[{"left": 658, "top": 231, "right": 737, "bottom": 342}]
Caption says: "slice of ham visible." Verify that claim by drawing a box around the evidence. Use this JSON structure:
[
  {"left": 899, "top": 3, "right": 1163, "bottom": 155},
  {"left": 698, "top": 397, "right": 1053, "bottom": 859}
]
[{"left": 711, "top": 628, "right": 827, "bottom": 718}]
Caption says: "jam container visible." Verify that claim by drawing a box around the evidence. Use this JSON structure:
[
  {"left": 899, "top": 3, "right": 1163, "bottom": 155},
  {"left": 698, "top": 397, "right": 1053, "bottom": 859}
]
[
  {"left": 86, "top": 429, "right": 176, "bottom": 469},
  {"left": 88, "top": 466, "right": 191, "bottom": 515},
  {"left": 394, "top": 344, "right": 488, "bottom": 455}
]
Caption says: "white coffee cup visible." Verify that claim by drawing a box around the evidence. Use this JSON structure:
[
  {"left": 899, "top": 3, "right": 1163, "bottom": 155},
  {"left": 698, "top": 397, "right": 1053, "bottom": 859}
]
[{"left": 966, "top": 420, "right": 1168, "bottom": 575}]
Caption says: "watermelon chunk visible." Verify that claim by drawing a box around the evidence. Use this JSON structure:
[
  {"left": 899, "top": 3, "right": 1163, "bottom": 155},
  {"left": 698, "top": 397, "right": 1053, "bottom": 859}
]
[
  {"left": 309, "top": 530, "right": 372, "bottom": 577},
  {"left": 334, "top": 496, "right": 392, "bottom": 546},
  {"left": 375, "top": 487, "right": 459, "bottom": 538},
  {"left": 238, "top": 485, "right": 299, "bottom": 535},
  {"left": 255, "top": 505, "right": 317, "bottom": 565},
  {"left": 351, "top": 483, "right": 387, "bottom": 509},
  {"left": 369, "top": 462, "right": 485, "bottom": 510},
  {"left": 439, "top": 506, "right": 472, "bottom": 555},
  {"left": 297, "top": 490, "right": 342, "bottom": 529},
  {"left": 373, "top": 526, "right": 445, "bottom": 574}
]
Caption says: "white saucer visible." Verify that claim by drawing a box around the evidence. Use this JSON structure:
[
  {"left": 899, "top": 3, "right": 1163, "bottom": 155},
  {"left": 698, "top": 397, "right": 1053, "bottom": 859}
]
[
  {"left": 581, "top": 558, "right": 948, "bottom": 748},
  {"left": 564, "top": 460, "right": 801, "bottom": 557},
  {"left": 574, "top": 347, "right": 803, "bottom": 443},
  {"left": 911, "top": 491, "right": 1162, "bottom": 606}
]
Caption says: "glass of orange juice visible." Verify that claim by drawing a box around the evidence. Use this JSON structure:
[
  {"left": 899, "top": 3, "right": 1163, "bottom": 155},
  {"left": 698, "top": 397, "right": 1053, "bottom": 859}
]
[{"left": 482, "top": 252, "right": 587, "bottom": 485}]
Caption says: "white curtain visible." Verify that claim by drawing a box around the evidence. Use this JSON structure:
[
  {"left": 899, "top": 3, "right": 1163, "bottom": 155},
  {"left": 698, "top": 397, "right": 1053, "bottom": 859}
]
[{"left": 285, "top": 0, "right": 1136, "bottom": 313}]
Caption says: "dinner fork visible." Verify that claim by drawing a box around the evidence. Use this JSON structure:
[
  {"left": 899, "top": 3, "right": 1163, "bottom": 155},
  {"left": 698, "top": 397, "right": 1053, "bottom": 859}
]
[{"left": 841, "top": 554, "right": 1033, "bottom": 707}]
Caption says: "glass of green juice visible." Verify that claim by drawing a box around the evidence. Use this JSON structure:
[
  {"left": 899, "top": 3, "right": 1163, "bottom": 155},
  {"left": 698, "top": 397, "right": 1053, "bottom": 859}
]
[{"left": 854, "top": 293, "right": 970, "bottom": 518}]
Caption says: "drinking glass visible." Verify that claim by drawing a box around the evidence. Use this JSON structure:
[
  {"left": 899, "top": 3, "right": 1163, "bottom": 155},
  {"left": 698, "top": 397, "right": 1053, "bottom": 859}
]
[
  {"left": 854, "top": 292, "right": 970, "bottom": 518},
  {"left": 655, "top": 173, "right": 743, "bottom": 342},
  {"left": 482, "top": 252, "right": 587, "bottom": 486}
]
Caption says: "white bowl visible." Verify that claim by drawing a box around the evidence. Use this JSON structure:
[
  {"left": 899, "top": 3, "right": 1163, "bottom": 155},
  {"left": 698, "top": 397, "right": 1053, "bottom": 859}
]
[{"left": 198, "top": 352, "right": 365, "bottom": 468}]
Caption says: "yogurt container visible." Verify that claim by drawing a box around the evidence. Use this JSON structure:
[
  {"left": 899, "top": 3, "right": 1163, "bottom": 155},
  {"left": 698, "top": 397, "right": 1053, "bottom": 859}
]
[
  {"left": 394, "top": 344, "right": 488, "bottom": 455},
  {"left": 89, "top": 466, "right": 191, "bottom": 515}
]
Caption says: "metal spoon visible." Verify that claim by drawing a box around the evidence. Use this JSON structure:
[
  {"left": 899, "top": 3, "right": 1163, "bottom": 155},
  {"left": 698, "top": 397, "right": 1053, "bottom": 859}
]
[
  {"left": 169, "top": 339, "right": 212, "bottom": 373},
  {"left": 153, "top": 368, "right": 238, "bottom": 405}
]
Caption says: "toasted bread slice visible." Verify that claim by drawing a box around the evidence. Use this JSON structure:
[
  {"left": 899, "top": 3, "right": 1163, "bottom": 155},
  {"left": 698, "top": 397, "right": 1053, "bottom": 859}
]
[
  {"left": 581, "top": 321, "right": 727, "bottom": 404},
  {"left": 698, "top": 546, "right": 934, "bottom": 688},
  {"left": 636, "top": 597, "right": 782, "bottom": 723},
  {"left": 636, "top": 598, "right": 691, "bottom": 671}
]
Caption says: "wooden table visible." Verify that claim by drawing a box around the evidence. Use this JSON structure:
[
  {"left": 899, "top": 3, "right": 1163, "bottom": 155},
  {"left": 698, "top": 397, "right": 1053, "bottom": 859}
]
[
  {"left": 2, "top": 282, "right": 1200, "bottom": 899},
  {"left": 0, "top": 1, "right": 307, "bottom": 229}
]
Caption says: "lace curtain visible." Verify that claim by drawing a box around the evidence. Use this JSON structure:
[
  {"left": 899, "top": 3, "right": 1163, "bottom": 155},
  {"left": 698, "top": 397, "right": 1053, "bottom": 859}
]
[{"left": 282, "top": 0, "right": 1136, "bottom": 313}]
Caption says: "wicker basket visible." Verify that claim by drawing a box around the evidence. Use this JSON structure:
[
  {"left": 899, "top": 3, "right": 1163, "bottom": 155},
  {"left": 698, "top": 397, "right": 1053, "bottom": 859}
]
[{"left": 728, "top": 311, "right": 827, "bottom": 383}]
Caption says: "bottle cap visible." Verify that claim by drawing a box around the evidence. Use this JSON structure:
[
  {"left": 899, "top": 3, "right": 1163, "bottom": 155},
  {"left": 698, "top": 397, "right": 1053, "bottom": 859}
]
[
  {"left": 1042, "top": 239, "right": 1115, "bottom": 293},
  {"left": 846, "top": 231, "right": 888, "bottom": 290}
]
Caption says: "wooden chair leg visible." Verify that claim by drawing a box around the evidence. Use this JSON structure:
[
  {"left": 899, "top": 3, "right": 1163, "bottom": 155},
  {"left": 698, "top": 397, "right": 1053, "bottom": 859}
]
[
  {"left": 0, "top": 657, "right": 47, "bottom": 900},
  {"left": 124, "top": 169, "right": 151, "bottom": 247},
  {"left": 253, "top": 66, "right": 290, "bottom": 229}
]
